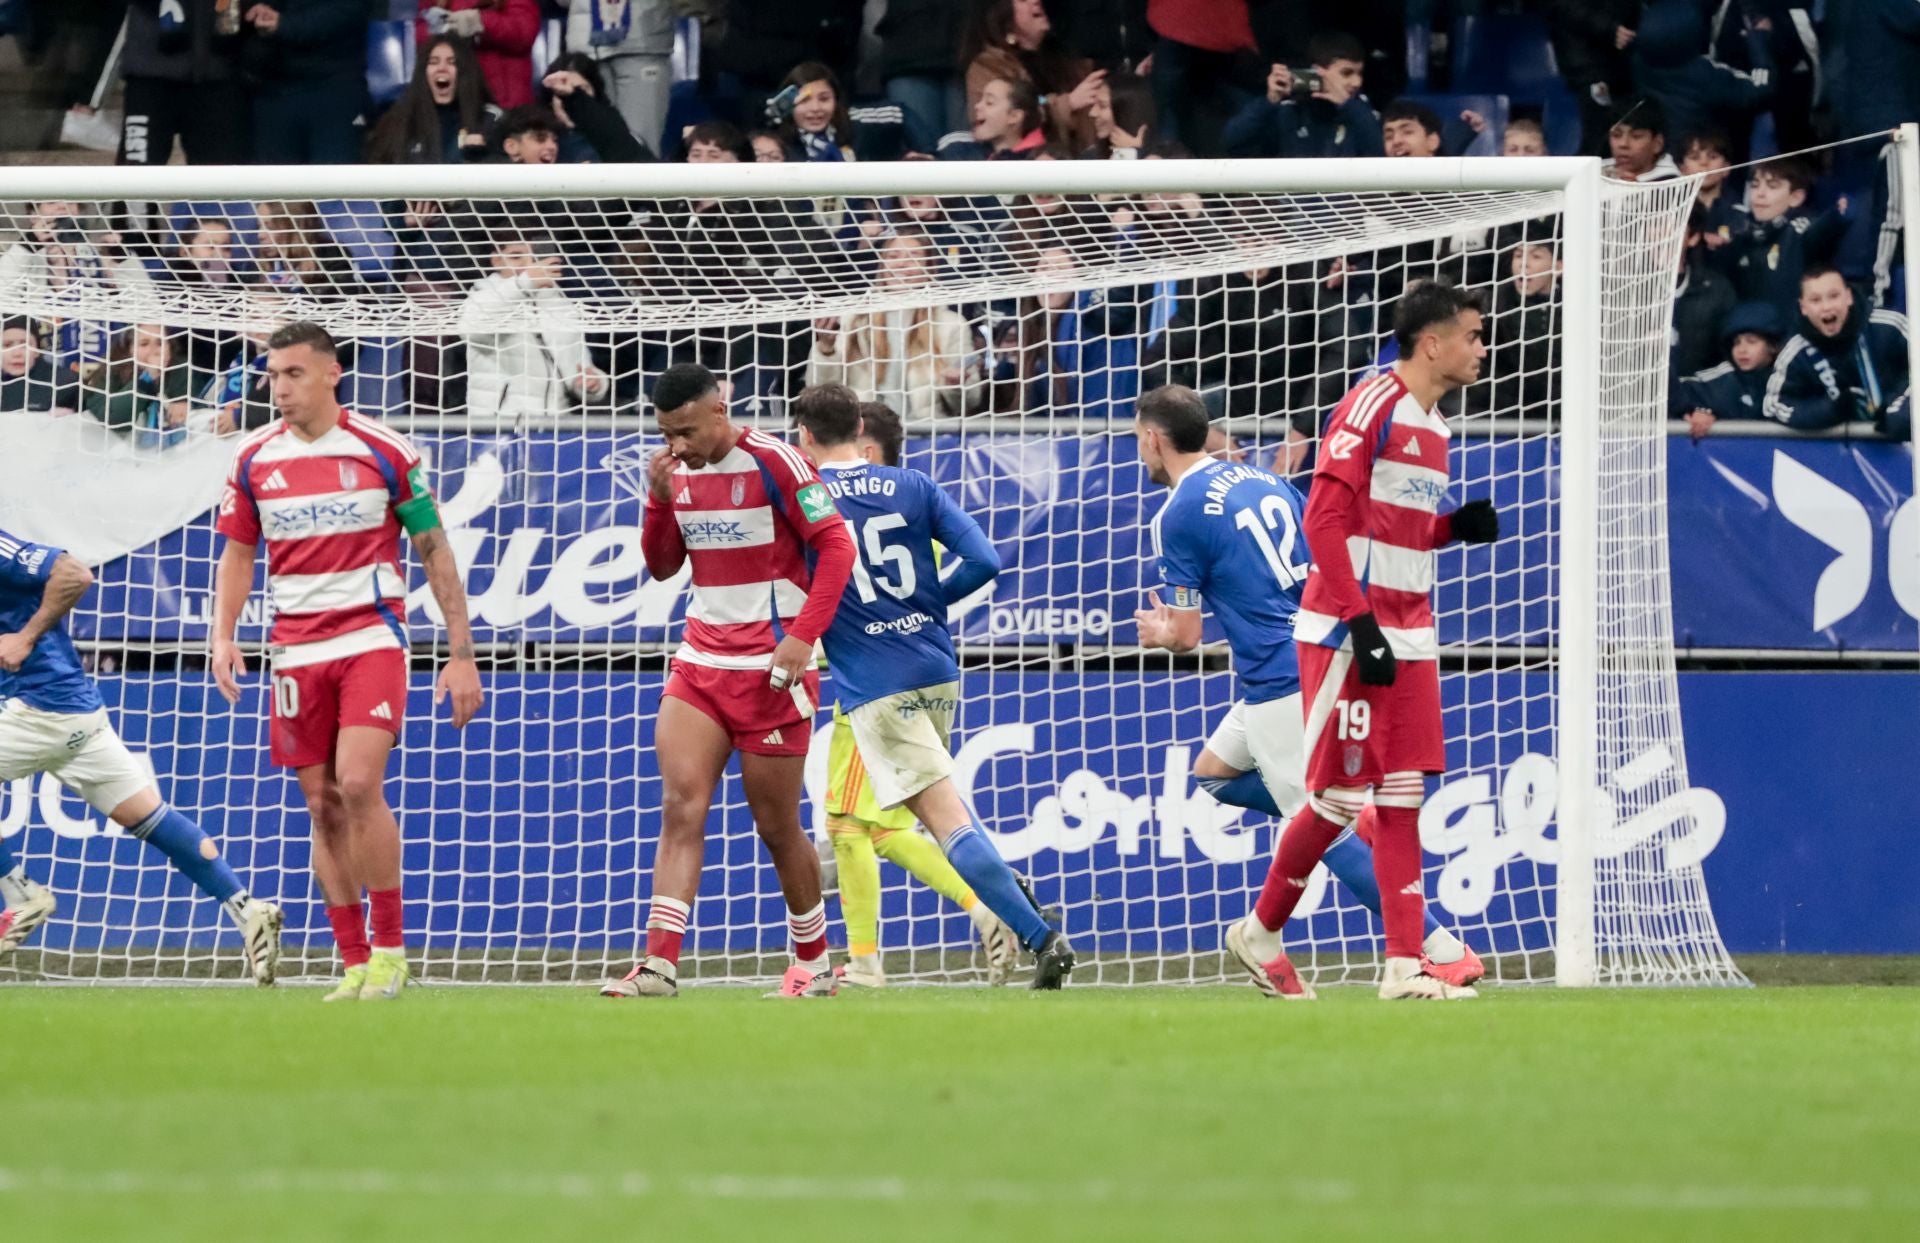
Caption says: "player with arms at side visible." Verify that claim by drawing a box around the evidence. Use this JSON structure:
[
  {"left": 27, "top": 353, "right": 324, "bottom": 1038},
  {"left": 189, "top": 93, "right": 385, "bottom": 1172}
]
[
  {"left": 0, "top": 533, "right": 283, "bottom": 980},
  {"left": 810, "top": 400, "right": 1020, "bottom": 988},
  {"left": 605, "top": 364, "right": 857, "bottom": 1000},
  {"left": 1230, "top": 283, "right": 1501, "bottom": 1001},
  {"left": 796, "top": 385, "right": 1076, "bottom": 989},
  {"left": 1131, "top": 386, "right": 1481, "bottom": 999},
  {"left": 211, "top": 321, "right": 484, "bottom": 1002}
]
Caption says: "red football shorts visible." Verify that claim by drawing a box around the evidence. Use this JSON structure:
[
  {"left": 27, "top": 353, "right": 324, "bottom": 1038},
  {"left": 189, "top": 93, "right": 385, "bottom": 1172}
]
[
  {"left": 663, "top": 659, "right": 819, "bottom": 757},
  {"left": 1299, "top": 644, "right": 1444, "bottom": 791},
  {"left": 269, "top": 647, "right": 407, "bottom": 769}
]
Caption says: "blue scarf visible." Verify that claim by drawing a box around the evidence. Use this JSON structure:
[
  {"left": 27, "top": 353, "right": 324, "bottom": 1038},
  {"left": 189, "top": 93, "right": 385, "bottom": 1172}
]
[
  {"left": 590, "top": 0, "right": 630, "bottom": 47},
  {"left": 801, "top": 129, "right": 845, "bottom": 162}
]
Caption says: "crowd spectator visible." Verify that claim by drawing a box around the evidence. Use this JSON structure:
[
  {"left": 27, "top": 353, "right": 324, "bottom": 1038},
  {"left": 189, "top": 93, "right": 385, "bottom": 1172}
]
[
  {"left": 0, "top": 203, "right": 153, "bottom": 376},
  {"left": 542, "top": 60, "right": 660, "bottom": 162},
  {"left": 365, "top": 34, "right": 496, "bottom": 164},
  {"left": 1503, "top": 118, "right": 1547, "bottom": 159},
  {"left": 1081, "top": 73, "right": 1155, "bottom": 159},
  {"left": 950, "top": 76, "right": 1047, "bottom": 160},
  {"left": 1601, "top": 97, "right": 1679, "bottom": 182},
  {"left": 807, "top": 231, "right": 976, "bottom": 418},
  {"left": 1721, "top": 156, "right": 1844, "bottom": 321},
  {"left": 1710, "top": 1, "right": 1819, "bottom": 156},
  {"left": 1679, "top": 126, "right": 1739, "bottom": 241},
  {"left": 748, "top": 129, "right": 786, "bottom": 162},
  {"left": 875, "top": 0, "right": 971, "bottom": 152},
  {"left": 461, "top": 233, "right": 609, "bottom": 422},
  {"left": 255, "top": 199, "right": 362, "bottom": 293},
  {"left": 1542, "top": 0, "right": 1641, "bottom": 155},
  {"left": 1223, "top": 32, "right": 1379, "bottom": 160},
  {"left": 1630, "top": 0, "right": 1773, "bottom": 163},
  {"left": 119, "top": 0, "right": 251, "bottom": 167},
  {"left": 706, "top": 0, "right": 863, "bottom": 133},
  {"left": 0, "top": 317, "right": 77, "bottom": 413},
  {"left": 1381, "top": 100, "right": 1441, "bottom": 159},
  {"left": 1764, "top": 266, "right": 1910, "bottom": 438},
  {"left": 417, "top": 1, "right": 540, "bottom": 111},
  {"left": 243, "top": 1, "right": 373, "bottom": 164},
  {"left": 1674, "top": 301, "right": 1783, "bottom": 438},
  {"left": 773, "top": 62, "right": 912, "bottom": 161},
  {"left": 1674, "top": 221, "right": 1738, "bottom": 382},
  {"left": 492, "top": 104, "right": 563, "bottom": 164},
  {"left": 201, "top": 292, "right": 293, "bottom": 433},
  {"left": 86, "top": 323, "right": 192, "bottom": 448},
  {"left": 563, "top": 0, "right": 675, "bottom": 153},
  {"left": 963, "top": 0, "right": 1103, "bottom": 153},
  {"left": 1145, "top": 0, "right": 1258, "bottom": 154},
  {"left": 1485, "top": 241, "right": 1562, "bottom": 418}
]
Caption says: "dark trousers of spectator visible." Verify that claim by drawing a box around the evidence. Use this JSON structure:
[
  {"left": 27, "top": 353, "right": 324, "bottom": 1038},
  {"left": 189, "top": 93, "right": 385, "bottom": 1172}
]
[
  {"left": 119, "top": 77, "right": 251, "bottom": 166},
  {"left": 252, "top": 75, "right": 369, "bottom": 164},
  {"left": 886, "top": 73, "right": 966, "bottom": 152},
  {"left": 1150, "top": 38, "right": 1257, "bottom": 156}
]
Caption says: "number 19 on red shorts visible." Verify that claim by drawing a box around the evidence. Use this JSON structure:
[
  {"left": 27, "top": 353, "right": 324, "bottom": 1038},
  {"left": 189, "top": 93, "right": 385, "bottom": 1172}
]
[{"left": 1299, "top": 644, "right": 1445, "bottom": 790}]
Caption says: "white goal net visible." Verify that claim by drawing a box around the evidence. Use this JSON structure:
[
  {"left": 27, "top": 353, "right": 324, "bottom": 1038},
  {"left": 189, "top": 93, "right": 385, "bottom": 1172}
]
[{"left": 0, "top": 159, "right": 1745, "bottom": 988}]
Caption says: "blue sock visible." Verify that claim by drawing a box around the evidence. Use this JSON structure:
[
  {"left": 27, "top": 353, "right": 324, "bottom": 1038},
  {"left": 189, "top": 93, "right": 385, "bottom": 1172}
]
[
  {"left": 1197, "top": 771, "right": 1283, "bottom": 817},
  {"left": 131, "top": 805, "right": 244, "bottom": 907},
  {"left": 942, "top": 825, "right": 1053, "bottom": 952},
  {"left": 1321, "top": 827, "right": 1441, "bottom": 936}
]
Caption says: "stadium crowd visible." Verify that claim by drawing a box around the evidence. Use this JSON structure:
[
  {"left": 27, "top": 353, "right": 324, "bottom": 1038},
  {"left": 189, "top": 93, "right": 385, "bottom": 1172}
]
[{"left": 1, "top": 1, "right": 1915, "bottom": 447}]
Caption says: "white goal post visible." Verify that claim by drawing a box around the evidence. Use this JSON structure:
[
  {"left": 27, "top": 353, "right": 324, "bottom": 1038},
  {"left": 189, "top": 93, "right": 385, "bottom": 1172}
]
[{"left": 0, "top": 155, "right": 1744, "bottom": 988}]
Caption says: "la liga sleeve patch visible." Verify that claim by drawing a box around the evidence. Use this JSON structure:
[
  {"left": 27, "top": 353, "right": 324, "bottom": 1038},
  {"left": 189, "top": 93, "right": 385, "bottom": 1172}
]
[{"left": 796, "top": 482, "right": 836, "bottom": 523}]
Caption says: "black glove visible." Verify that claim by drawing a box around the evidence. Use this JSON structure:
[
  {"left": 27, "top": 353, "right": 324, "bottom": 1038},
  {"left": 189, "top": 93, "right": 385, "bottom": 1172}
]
[
  {"left": 1347, "top": 611, "right": 1397, "bottom": 687},
  {"left": 1450, "top": 499, "right": 1500, "bottom": 544}
]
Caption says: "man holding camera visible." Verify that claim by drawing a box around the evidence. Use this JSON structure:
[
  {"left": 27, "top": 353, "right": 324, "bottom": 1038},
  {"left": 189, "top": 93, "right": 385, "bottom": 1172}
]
[{"left": 1222, "top": 31, "right": 1382, "bottom": 160}]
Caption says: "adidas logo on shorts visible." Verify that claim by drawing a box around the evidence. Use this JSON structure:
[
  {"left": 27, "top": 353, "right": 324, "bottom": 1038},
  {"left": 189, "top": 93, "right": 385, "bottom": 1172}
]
[
  {"left": 370, "top": 702, "right": 393, "bottom": 721},
  {"left": 762, "top": 729, "right": 783, "bottom": 746}
]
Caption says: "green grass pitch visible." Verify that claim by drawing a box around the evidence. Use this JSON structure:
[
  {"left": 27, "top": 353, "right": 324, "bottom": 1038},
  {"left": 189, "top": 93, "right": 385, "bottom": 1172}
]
[{"left": 4, "top": 972, "right": 1917, "bottom": 1242}]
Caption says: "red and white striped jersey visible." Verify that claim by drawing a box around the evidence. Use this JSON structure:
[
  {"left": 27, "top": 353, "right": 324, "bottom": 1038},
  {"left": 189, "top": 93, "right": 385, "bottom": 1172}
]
[
  {"left": 641, "top": 428, "right": 850, "bottom": 669},
  {"left": 216, "top": 409, "right": 435, "bottom": 659},
  {"left": 1295, "top": 370, "right": 1455, "bottom": 660}
]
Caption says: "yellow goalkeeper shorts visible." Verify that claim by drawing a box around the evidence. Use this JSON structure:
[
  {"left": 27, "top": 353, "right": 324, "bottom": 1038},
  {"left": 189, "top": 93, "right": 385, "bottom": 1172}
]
[{"left": 824, "top": 708, "right": 917, "bottom": 834}]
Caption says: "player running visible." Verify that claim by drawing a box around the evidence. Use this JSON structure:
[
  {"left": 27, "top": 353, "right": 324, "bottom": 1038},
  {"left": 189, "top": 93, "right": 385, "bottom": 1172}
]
[
  {"left": 0, "top": 530, "right": 283, "bottom": 982},
  {"left": 604, "top": 364, "right": 857, "bottom": 1000},
  {"left": 810, "top": 401, "right": 1019, "bottom": 988},
  {"left": 210, "top": 321, "right": 484, "bottom": 1002},
  {"left": 794, "top": 384, "right": 1076, "bottom": 989},
  {"left": 1230, "top": 283, "right": 1501, "bottom": 1001}
]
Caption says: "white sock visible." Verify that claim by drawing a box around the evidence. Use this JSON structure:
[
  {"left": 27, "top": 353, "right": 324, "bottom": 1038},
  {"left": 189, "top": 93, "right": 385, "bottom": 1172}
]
[
  {"left": 0, "top": 866, "right": 29, "bottom": 908},
  {"left": 643, "top": 954, "right": 678, "bottom": 983},
  {"left": 788, "top": 900, "right": 827, "bottom": 971},
  {"left": 1423, "top": 927, "right": 1465, "bottom": 965},
  {"left": 1239, "top": 912, "right": 1283, "bottom": 962},
  {"left": 222, "top": 892, "right": 253, "bottom": 929}
]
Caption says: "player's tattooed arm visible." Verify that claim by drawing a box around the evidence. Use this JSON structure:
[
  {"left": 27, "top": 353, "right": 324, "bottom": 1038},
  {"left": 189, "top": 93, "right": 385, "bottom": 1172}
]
[
  {"left": 0, "top": 553, "right": 92, "bottom": 672},
  {"left": 412, "top": 526, "right": 485, "bottom": 728}
]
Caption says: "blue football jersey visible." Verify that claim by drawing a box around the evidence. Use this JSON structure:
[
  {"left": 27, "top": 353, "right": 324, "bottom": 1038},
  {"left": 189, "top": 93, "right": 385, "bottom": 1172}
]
[
  {"left": 1151, "top": 459, "right": 1309, "bottom": 703},
  {"left": 816, "top": 461, "right": 1000, "bottom": 711},
  {"left": 0, "top": 531, "right": 102, "bottom": 715}
]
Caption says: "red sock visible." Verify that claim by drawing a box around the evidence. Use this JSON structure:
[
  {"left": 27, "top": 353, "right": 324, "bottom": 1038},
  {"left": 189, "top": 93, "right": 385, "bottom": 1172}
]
[
  {"left": 645, "top": 896, "right": 690, "bottom": 966},
  {"left": 325, "top": 903, "right": 371, "bottom": 969},
  {"left": 1352, "top": 803, "right": 1378, "bottom": 847},
  {"left": 789, "top": 901, "right": 828, "bottom": 965},
  {"left": 1371, "top": 806, "right": 1425, "bottom": 959},
  {"left": 1253, "top": 805, "right": 1347, "bottom": 931},
  {"left": 368, "top": 887, "right": 405, "bottom": 950}
]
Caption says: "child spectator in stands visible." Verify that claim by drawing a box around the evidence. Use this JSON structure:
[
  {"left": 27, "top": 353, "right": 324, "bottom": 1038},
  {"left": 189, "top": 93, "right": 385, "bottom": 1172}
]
[
  {"left": 1679, "top": 127, "right": 1739, "bottom": 243},
  {"left": 173, "top": 218, "right": 238, "bottom": 288},
  {"left": 461, "top": 233, "right": 610, "bottom": 423},
  {"left": 807, "top": 231, "right": 978, "bottom": 419},
  {"left": 86, "top": 324, "right": 192, "bottom": 449},
  {"left": 749, "top": 130, "right": 787, "bottom": 162},
  {"left": 773, "top": 62, "right": 912, "bottom": 162},
  {"left": 1723, "top": 157, "right": 1846, "bottom": 323},
  {"left": 1630, "top": 0, "right": 1773, "bottom": 162},
  {"left": 418, "top": 0, "right": 541, "bottom": 111},
  {"left": 1764, "top": 266, "right": 1910, "bottom": 439},
  {"left": 1223, "top": 31, "right": 1380, "bottom": 160},
  {"left": 0, "top": 318, "right": 78, "bottom": 414},
  {"left": 1674, "top": 301, "right": 1783, "bottom": 439},
  {"left": 243, "top": 0, "right": 374, "bottom": 163},
  {"left": 946, "top": 77, "right": 1047, "bottom": 160},
  {"left": 1601, "top": 97, "right": 1679, "bottom": 182},
  {"left": 543, "top": 58, "right": 660, "bottom": 162},
  {"left": 564, "top": 0, "right": 675, "bottom": 154},
  {"left": 0, "top": 202, "right": 154, "bottom": 380},
  {"left": 365, "top": 34, "right": 497, "bottom": 164},
  {"left": 1486, "top": 241, "right": 1562, "bottom": 417},
  {"left": 1503, "top": 117, "right": 1548, "bottom": 158},
  {"left": 1081, "top": 74, "right": 1156, "bottom": 160},
  {"left": 491, "top": 105, "right": 563, "bottom": 164},
  {"left": 963, "top": 0, "right": 1103, "bottom": 153},
  {"left": 1381, "top": 100, "right": 1442, "bottom": 158}
]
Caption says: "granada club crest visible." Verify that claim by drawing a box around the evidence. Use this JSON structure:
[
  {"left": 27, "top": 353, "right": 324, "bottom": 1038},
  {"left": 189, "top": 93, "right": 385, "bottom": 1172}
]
[
  {"left": 730, "top": 477, "right": 746, "bottom": 506},
  {"left": 340, "top": 462, "right": 360, "bottom": 491},
  {"left": 1343, "top": 744, "right": 1365, "bottom": 778}
]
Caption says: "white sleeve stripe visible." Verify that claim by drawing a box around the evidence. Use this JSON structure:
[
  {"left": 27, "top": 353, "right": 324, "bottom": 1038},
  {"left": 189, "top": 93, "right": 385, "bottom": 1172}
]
[{"left": 1762, "top": 337, "right": 1804, "bottom": 421}]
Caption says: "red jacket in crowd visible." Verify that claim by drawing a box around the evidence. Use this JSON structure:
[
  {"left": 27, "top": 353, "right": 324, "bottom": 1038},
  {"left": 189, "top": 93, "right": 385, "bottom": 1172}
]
[{"left": 416, "top": 0, "right": 542, "bottom": 110}]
